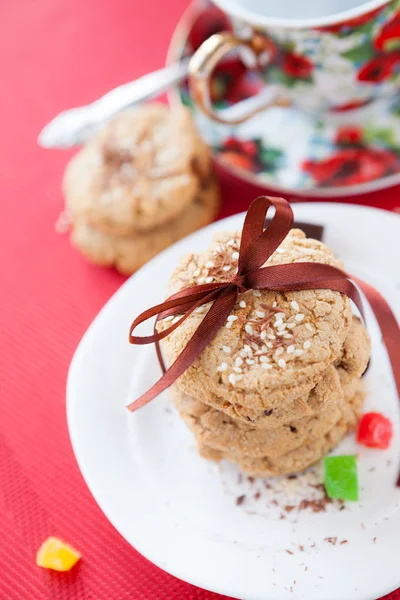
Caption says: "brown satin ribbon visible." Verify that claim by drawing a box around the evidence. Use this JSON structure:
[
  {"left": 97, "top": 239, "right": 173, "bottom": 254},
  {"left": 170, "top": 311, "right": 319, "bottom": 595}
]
[{"left": 128, "top": 196, "right": 400, "bottom": 481}]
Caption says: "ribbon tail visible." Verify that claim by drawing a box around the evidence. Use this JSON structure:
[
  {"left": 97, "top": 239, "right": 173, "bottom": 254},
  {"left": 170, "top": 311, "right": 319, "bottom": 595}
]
[
  {"left": 155, "top": 329, "right": 166, "bottom": 375},
  {"left": 127, "top": 286, "right": 238, "bottom": 412},
  {"left": 352, "top": 276, "right": 400, "bottom": 398},
  {"left": 352, "top": 276, "right": 400, "bottom": 487}
]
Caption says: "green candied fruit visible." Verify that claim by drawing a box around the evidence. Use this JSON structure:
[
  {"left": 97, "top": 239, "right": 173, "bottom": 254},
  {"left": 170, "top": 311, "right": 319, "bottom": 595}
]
[{"left": 324, "top": 455, "right": 358, "bottom": 502}]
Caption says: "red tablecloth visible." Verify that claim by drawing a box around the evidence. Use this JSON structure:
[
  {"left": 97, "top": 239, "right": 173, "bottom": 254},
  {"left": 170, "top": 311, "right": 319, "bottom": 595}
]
[{"left": 1, "top": 1, "right": 399, "bottom": 598}]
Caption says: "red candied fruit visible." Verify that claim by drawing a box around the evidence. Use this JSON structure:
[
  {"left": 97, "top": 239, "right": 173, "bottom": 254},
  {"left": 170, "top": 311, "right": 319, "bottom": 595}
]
[{"left": 357, "top": 412, "right": 393, "bottom": 449}]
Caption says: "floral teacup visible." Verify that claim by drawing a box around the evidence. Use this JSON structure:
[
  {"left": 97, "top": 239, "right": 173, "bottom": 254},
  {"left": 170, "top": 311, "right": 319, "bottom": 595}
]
[{"left": 189, "top": 0, "right": 400, "bottom": 124}]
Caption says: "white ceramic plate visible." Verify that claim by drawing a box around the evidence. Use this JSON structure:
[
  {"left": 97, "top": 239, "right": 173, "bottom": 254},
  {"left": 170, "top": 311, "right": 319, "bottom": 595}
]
[{"left": 67, "top": 203, "right": 400, "bottom": 600}]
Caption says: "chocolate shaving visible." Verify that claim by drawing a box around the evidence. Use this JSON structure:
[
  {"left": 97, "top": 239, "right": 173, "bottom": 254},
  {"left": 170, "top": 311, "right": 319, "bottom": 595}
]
[
  {"left": 311, "top": 483, "right": 325, "bottom": 491},
  {"left": 236, "top": 495, "right": 246, "bottom": 506},
  {"left": 263, "top": 409, "right": 273, "bottom": 417},
  {"left": 284, "top": 505, "right": 295, "bottom": 512},
  {"left": 298, "top": 497, "right": 332, "bottom": 513},
  {"left": 373, "top": 537, "right": 377, "bottom": 543},
  {"left": 325, "top": 537, "right": 338, "bottom": 545},
  {"left": 254, "top": 491, "right": 261, "bottom": 501},
  {"left": 340, "top": 540, "right": 348, "bottom": 545},
  {"left": 285, "top": 549, "right": 294, "bottom": 555}
]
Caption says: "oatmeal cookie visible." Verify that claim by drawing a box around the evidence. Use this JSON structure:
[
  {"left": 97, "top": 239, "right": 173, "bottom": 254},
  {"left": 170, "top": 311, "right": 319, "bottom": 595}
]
[
  {"left": 335, "top": 315, "right": 370, "bottom": 377},
  {"left": 170, "top": 367, "right": 344, "bottom": 458},
  {"left": 198, "top": 383, "right": 365, "bottom": 477},
  {"left": 171, "top": 363, "right": 365, "bottom": 459},
  {"left": 64, "top": 103, "right": 212, "bottom": 236},
  {"left": 159, "top": 228, "right": 353, "bottom": 410},
  {"left": 189, "top": 316, "right": 370, "bottom": 429},
  {"left": 70, "top": 179, "right": 219, "bottom": 275}
]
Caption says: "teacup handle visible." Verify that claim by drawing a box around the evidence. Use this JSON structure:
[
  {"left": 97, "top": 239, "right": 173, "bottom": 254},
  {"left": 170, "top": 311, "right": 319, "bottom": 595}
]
[{"left": 189, "top": 32, "right": 290, "bottom": 125}]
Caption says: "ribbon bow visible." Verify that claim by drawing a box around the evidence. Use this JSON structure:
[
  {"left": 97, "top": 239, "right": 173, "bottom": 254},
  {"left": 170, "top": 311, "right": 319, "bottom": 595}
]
[{"left": 128, "top": 196, "right": 400, "bottom": 420}]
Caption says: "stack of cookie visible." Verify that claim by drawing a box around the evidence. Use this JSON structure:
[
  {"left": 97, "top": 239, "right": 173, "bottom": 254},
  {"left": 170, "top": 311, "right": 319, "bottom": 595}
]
[
  {"left": 159, "top": 228, "right": 371, "bottom": 478},
  {"left": 63, "top": 103, "right": 220, "bottom": 275}
]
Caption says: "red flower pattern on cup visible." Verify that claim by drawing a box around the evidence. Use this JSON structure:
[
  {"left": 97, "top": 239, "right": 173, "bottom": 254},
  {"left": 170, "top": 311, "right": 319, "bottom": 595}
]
[
  {"left": 282, "top": 52, "right": 313, "bottom": 78},
  {"left": 303, "top": 147, "right": 398, "bottom": 186},
  {"left": 330, "top": 99, "right": 372, "bottom": 112},
  {"left": 303, "top": 126, "right": 399, "bottom": 187},
  {"left": 358, "top": 50, "right": 400, "bottom": 82},
  {"left": 357, "top": 10, "right": 400, "bottom": 82},
  {"left": 219, "top": 138, "right": 259, "bottom": 171},
  {"left": 335, "top": 126, "right": 363, "bottom": 146},
  {"left": 374, "top": 10, "right": 400, "bottom": 51}
]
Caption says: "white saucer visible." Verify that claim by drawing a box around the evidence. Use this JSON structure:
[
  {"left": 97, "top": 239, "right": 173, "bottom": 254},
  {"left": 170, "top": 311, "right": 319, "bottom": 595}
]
[{"left": 67, "top": 203, "right": 400, "bottom": 600}]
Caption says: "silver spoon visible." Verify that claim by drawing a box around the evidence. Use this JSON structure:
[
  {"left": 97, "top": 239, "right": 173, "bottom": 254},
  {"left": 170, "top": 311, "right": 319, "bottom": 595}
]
[{"left": 38, "top": 57, "right": 191, "bottom": 149}]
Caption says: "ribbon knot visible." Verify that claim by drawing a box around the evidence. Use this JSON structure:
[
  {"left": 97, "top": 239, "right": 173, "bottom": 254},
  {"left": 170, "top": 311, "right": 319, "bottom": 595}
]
[
  {"left": 230, "top": 273, "right": 246, "bottom": 292},
  {"left": 127, "top": 196, "right": 400, "bottom": 450}
]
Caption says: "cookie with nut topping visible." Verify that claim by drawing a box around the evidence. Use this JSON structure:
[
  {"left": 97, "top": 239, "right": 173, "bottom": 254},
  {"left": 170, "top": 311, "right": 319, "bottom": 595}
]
[
  {"left": 186, "top": 316, "right": 369, "bottom": 428},
  {"left": 159, "top": 228, "right": 353, "bottom": 410}
]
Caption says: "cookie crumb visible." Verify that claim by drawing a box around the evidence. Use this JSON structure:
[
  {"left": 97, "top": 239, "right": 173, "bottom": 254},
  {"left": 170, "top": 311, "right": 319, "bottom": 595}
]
[{"left": 55, "top": 210, "right": 71, "bottom": 234}]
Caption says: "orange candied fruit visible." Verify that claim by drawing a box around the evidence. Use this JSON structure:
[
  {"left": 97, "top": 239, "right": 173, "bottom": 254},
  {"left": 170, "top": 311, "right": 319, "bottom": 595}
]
[{"left": 36, "top": 537, "right": 81, "bottom": 571}]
